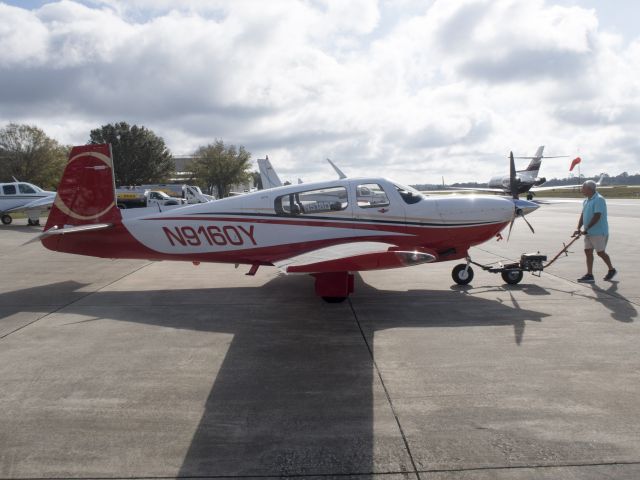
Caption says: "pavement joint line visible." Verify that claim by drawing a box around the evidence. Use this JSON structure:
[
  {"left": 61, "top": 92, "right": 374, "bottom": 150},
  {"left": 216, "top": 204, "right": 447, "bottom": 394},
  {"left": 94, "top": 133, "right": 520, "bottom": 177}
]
[
  {"left": 2, "top": 460, "right": 640, "bottom": 479},
  {"left": 0, "top": 261, "right": 155, "bottom": 340},
  {"left": 348, "top": 298, "right": 421, "bottom": 480},
  {"left": 416, "top": 459, "right": 640, "bottom": 475},
  {"left": 0, "top": 471, "right": 417, "bottom": 480}
]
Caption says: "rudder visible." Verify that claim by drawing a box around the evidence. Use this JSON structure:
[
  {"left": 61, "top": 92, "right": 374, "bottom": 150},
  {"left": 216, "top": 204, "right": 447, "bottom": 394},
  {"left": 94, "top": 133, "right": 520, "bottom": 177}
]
[{"left": 45, "top": 144, "right": 121, "bottom": 230}]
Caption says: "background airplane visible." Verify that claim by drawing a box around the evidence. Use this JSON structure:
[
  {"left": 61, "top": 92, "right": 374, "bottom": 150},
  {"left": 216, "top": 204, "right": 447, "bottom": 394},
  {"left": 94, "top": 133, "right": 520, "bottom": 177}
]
[
  {"left": 38, "top": 144, "right": 538, "bottom": 302},
  {"left": 0, "top": 180, "right": 55, "bottom": 226},
  {"left": 424, "top": 146, "right": 582, "bottom": 200}
]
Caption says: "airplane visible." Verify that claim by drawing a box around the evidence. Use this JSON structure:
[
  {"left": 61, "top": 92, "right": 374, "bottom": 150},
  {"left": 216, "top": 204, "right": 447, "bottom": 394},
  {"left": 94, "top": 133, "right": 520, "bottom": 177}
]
[
  {"left": 427, "top": 146, "right": 576, "bottom": 200},
  {"left": 37, "top": 144, "right": 539, "bottom": 302},
  {"left": 1, "top": 180, "right": 55, "bottom": 226}
]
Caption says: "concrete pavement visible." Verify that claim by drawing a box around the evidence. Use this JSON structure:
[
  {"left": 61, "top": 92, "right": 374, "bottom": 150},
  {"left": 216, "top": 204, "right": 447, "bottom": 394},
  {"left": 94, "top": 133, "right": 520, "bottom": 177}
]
[{"left": 0, "top": 200, "right": 638, "bottom": 479}]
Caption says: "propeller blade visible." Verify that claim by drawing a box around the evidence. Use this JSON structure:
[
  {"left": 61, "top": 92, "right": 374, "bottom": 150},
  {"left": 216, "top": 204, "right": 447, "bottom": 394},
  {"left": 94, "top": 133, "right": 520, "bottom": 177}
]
[
  {"left": 506, "top": 217, "right": 516, "bottom": 241},
  {"left": 509, "top": 151, "right": 518, "bottom": 200},
  {"left": 520, "top": 211, "right": 535, "bottom": 234}
]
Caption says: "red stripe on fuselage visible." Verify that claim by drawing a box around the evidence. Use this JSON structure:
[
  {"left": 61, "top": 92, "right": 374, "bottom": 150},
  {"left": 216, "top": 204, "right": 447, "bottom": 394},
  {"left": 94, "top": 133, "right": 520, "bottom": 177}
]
[{"left": 42, "top": 216, "right": 509, "bottom": 266}]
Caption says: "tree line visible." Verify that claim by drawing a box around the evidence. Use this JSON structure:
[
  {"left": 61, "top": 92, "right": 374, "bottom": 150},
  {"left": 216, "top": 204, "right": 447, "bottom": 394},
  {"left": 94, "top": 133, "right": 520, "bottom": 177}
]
[{"left": 0, "top": 122, "right": 253, "bottom": 198}]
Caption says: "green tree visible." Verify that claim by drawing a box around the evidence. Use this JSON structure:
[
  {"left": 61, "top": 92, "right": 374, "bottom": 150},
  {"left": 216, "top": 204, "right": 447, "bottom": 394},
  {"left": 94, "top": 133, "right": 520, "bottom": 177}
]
[
  {"left": 0, "top": 123, "right": 68, "bottom": 189},
  {"left": 89, "top": 122, "right": 174, "bottom": 186},
  {"left": 250, "top": 170, "right": 263, "bottom": 190},
  {"left": 189, "top": 140, "right": 252, "bottom": 198}
]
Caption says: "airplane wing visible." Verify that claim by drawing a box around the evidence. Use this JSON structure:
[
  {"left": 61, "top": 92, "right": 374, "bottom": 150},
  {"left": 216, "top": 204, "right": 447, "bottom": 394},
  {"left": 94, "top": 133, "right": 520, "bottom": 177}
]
[
  {"left": 530, "top": 184, "right": 581, "bottom": 192},
  {"left": 5, "top": 195, "right": 55, "bottom": 213},
  {"left": 273, "top": 241, "right": 436, "bottom": 274},
  {"left": 531, "top": 174, "right": 611, "bottom": 192}
]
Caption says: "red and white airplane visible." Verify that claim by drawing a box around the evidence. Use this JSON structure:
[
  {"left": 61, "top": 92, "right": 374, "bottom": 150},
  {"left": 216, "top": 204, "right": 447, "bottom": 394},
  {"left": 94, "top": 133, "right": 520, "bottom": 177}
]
[{"left": 39, "top": 144, "right": 538, "bottom": 302}]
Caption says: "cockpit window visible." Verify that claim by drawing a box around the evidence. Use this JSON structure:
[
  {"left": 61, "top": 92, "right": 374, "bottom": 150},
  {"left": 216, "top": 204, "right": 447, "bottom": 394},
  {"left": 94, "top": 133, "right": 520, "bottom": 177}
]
[
  {"left": 18, "top": 184, "right": 37, "bottom": 194},
  {"left": 2, "top": 185, "right": 16, "bottom": 195},
  {"left": 356, "top": 183, "right": 390, "bottom": 208},
  {"left": 393, "top": 183, "right": 424, "bottom": 205},
  {"left": 275, "top": 186, "right": 348, "bottom": 216}
]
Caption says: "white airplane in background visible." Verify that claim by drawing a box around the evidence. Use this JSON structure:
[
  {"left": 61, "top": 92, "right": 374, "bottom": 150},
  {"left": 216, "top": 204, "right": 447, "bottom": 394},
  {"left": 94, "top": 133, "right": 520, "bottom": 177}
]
[
  {"left": 0, "top": 180, "right": 55, "bottom": 226},
  {"left": 426, "top": 147, "right": 587, "bottom": 200},
  {"left": 37, "top": 144, "right": 539, "bottom": 302},
  {"left": 258, "top": 157, "right": 344, "bottom": 190}
]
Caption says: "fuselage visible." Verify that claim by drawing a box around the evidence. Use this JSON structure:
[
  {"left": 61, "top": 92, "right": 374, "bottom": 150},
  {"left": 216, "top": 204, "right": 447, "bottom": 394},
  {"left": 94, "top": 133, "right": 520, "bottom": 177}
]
[
  {"left": 0, "top": 182, "right": 54, "bottom": 213},
  {"left": 487, "top": 169, "right": 545, "bottom": 194},
  {"left": 44, "top": 177, "right": 523, "bottom": 266}
]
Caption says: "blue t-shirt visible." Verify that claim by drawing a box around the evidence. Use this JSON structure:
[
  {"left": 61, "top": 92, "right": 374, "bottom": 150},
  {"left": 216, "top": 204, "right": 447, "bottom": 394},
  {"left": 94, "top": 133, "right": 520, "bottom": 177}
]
[{"left": 582, "top": 192, "right": 608, "bottom": 236}]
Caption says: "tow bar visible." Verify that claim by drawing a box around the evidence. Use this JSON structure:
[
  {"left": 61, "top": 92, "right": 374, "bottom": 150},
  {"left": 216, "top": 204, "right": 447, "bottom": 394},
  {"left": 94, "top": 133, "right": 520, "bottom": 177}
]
[{"left": 451, "top": 234, "right": 582, "bottom": 285}]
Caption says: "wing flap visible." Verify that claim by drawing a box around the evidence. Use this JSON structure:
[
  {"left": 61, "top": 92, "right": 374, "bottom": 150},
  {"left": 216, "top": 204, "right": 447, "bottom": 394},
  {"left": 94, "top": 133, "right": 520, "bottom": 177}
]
[{"left": 274, "top": 241, "right": 436, "bottom": 274}]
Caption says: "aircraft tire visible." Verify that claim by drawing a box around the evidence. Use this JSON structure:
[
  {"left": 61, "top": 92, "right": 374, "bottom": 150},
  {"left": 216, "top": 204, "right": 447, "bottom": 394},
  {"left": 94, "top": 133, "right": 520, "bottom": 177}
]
[
  {"left": 1, "top": 214, "right": 12, "bottom": 225},
  {"left": 526, "top": 193, "right": 533, "bottom": 200},
  {"left": 322, "top": 296, "right": 347, "bottom": 303},
  {"left": 501, "top": 269, "right": 523, "bottom": 285},
  {"left": 452, "top": 264, "right": 473, "bottom": 285}
]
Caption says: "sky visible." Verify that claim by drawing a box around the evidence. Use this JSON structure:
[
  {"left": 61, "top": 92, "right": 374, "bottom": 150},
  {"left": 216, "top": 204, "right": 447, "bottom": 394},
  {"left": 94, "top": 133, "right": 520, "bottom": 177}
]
[{"left": 1, "top": 0, "right": 639, "bottom": 185}]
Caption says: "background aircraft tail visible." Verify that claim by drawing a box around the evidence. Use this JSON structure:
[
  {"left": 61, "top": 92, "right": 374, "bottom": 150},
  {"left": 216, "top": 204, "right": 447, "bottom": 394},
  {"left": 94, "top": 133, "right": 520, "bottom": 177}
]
[
  {"left": 518, "top": 146, "right": 545, "bottom": 173},
  {"left": 257, "top": 156, "right": 283, "bottom": 189},
  {"left": 44, "top": 144, "right": 121, "bottom": 230}
]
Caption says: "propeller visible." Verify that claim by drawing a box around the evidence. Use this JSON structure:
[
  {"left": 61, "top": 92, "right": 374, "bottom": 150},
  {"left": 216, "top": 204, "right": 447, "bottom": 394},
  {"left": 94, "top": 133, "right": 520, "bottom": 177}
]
[
  {"left": 509, "top": 151, "right": 518, "bottom": 200},
  {"left": 506, "top": 151, "right": 536, "bottom": 240}
]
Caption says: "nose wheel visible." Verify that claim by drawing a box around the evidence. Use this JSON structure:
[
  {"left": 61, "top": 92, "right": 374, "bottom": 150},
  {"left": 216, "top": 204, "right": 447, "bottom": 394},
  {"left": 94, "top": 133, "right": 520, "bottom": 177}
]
[{"left": 452, "top": 263, "right": 474, "bottom": 285}]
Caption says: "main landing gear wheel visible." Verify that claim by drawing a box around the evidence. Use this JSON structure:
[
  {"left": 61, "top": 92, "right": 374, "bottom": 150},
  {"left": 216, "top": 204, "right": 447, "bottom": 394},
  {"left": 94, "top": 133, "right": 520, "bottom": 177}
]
[
  {"left": 1, "top": 214, "right": 12, "bottom": 225},
  {"left": 452, "top": 264, "right": 474, "bottom": 285},
  {"left": 501, "top": 269, "right": 524, "bottom": 285},
  {"left": 27, "top": 218, "right": 40, "bottom": 226},
  {"left": 526, "top": 193, "right": 533, "bottom": 200},
  {"left": 322, "top": 296, "right": 347, "bottom": 303}
]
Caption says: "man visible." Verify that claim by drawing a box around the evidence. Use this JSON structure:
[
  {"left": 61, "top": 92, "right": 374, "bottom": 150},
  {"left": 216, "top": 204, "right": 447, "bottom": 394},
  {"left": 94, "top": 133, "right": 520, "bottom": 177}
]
[{"left": 573, "top": 180, "right": 616, "bottom": 283}]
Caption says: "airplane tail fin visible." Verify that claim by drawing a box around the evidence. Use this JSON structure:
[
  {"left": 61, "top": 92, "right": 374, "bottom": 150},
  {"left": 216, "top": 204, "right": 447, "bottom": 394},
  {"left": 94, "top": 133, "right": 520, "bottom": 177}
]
[
  {"left": 44, "top": 144, "right": 121, "bottom": 231},
  {"left": 257, "top": 156, "right": 283, "bottom": 189},
  {"left": 519, "top": 145, "right": 545, "bottom": 173}
]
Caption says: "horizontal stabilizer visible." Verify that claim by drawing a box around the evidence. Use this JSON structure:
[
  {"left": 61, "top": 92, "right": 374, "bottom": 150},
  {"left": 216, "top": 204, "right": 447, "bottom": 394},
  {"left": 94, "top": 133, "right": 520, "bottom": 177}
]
[{"left": 26, "top": 223, "right": 113, "bottom": 245}]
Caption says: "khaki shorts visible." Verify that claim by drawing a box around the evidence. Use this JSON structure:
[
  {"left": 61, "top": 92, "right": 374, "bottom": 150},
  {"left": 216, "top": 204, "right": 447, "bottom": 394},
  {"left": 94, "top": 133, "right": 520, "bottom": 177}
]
[{"left": 584, "top": 234, "right": 608, "bottom": 252}]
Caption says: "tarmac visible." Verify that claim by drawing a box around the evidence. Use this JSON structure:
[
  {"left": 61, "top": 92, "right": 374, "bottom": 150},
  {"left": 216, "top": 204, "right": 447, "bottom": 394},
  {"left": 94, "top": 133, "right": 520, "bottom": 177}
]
[{"left": 0, "top": 198, "right": 638, "bottom": 479}]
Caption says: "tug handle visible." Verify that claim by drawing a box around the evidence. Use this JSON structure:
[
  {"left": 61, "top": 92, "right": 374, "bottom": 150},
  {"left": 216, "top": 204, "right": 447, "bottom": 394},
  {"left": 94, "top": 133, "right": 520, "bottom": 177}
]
[{"left": 544, "top": 234, "right": 582, "bottom": 269}]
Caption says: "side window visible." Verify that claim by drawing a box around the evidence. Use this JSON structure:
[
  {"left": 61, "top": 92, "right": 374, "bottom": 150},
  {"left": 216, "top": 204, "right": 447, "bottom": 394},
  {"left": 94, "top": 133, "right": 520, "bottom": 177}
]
[
  {"left": 275, "top": 187, "right": 348, "bottom": 216},
  {"left": 18, "top": 184, "right": 36, "bottom": 194},
  {"left": 356, "top": 183, "right": 390, "bottom": 208},
  {"left": 394, "top": 183, "right": 423, "bottom": 205},
  {"left": 3, "top": 185, "right": 16, "bottom": 195}
]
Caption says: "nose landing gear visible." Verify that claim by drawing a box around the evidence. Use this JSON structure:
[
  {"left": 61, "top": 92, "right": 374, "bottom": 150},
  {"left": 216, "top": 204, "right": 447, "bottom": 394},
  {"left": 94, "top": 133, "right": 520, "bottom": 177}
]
[{"left": 451, "top": 263, "right": 474, "bottom": 285}]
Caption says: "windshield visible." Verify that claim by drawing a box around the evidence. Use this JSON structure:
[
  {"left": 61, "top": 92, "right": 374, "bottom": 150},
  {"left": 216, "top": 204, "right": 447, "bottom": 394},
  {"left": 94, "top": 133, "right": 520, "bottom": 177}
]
[{"left": 393, "top": 182, "right": 424, "bottom": 204}]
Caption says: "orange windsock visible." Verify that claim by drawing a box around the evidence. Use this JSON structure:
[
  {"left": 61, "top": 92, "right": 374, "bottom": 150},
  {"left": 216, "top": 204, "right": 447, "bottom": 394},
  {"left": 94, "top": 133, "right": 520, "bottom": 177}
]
[{"left": 569, "top": 156, "right": 581, "bottom": 171}]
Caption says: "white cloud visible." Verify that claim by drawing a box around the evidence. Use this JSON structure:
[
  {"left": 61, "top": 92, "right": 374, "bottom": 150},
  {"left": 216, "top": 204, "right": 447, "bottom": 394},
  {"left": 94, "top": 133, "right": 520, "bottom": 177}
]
[{"left": 0, "top": 0, "right": 638, "bottom": 185}]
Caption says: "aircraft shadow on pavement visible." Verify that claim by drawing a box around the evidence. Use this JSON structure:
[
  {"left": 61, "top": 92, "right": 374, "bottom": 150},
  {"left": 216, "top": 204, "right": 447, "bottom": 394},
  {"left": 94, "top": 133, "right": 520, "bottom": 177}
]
[{"left": 0, "top": 274, "right": 574, "bottom": 477}]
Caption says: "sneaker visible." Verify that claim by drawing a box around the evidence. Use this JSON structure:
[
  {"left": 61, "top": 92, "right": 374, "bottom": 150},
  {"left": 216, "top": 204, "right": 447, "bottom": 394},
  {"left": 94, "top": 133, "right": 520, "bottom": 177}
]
[
  {"left": 577, "top": 274, "right": 595, "bottom": 283},
  {"left": 604, "top": 269, "right": 617, "bottom": 281}
]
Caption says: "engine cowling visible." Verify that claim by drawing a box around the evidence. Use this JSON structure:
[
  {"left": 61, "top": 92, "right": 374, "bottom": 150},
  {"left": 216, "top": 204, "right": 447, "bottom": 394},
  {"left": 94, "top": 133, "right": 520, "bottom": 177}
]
[{"left": 533, "top": 177, "right": 546, "bottom": 186}]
